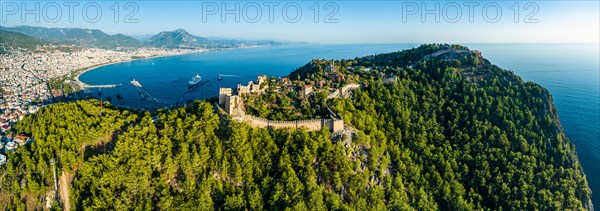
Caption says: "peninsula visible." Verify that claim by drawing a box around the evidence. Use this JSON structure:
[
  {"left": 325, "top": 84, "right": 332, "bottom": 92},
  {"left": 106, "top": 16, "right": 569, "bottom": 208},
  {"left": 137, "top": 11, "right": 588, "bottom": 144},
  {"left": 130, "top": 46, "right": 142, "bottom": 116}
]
[{"left": 0, "top": 44, "right": 592, "bottom": 210}]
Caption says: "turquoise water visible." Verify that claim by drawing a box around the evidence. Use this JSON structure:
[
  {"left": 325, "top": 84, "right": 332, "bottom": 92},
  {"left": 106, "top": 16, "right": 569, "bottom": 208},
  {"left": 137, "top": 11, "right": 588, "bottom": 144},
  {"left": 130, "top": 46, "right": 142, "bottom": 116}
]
[{"left": 80, "top": 43, "right": 599, "bottom": 205}]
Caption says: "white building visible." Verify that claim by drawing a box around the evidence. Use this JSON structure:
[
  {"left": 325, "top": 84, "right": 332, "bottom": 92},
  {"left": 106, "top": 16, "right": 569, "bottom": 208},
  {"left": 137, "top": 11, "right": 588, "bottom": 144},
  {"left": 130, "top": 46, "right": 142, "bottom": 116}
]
[{"left": 0, "top": 154, "right": 7, "bottom": 166}]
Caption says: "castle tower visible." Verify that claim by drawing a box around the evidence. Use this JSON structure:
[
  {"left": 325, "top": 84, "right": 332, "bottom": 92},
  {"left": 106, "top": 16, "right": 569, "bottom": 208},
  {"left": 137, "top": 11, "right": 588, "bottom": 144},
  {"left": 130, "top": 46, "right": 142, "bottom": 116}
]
[
  {"left": 224, "top": 95, "right": 242, "bottom": 116},
  {"left": 219, "top": 88, "right": 232, "bottom": 105}
]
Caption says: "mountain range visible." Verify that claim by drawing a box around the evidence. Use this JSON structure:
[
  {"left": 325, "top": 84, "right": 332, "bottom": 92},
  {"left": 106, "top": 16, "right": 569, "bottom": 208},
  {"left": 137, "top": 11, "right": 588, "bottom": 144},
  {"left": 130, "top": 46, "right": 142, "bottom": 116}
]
[
  {"left": 145, "top": 28, "right": 279, "bottom": 48},
  {"left": 0, "top": 29, "right": 48, "bottom": 53},
  {"left": 0, "top": 26, "right": 142, "bottom": 49},
  {"left": 1, "top": 26, "right": 279, "bottom": 49}
]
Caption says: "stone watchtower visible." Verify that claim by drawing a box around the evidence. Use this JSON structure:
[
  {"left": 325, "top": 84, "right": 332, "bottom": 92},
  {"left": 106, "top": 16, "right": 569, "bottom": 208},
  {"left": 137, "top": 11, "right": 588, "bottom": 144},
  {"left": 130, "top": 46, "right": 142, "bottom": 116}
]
[
  {"left": 219, "top": 88, "right": 232, "bottom": 105},
  {"left": 219, "top": 87, "right": 243, "bottom": 116}
]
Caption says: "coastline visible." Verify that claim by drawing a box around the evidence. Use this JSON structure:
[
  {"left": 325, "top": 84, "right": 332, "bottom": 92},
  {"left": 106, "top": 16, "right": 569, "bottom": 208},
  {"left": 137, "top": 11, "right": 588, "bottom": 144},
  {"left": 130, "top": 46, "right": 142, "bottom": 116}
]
[
  {"left": 543, "top": 89, "right": 595, "bottom": 211},
  {"left": 74, "top": 45, "right": 274, "bottom": 87}
]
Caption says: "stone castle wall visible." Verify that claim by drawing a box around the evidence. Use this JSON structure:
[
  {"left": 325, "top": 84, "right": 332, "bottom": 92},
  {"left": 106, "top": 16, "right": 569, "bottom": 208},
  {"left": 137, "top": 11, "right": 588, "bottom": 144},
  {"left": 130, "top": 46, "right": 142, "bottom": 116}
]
[
  {"left": 220, "top": 80, "right": 351, "bottom": 133},
  {"left": 328, "top": 83, "right": 361, "bottom": 99},
  {"left": 240, "top": 114, "right": 343, "bottom": 133}
]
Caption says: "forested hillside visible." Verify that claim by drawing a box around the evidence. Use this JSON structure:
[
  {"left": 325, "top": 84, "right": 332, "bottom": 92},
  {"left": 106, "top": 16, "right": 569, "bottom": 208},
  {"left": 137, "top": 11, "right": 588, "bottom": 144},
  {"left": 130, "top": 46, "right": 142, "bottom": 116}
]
[
  {"left": 0, "top": 29, "right": 48, "bottom": 53},
  {"left": 0, "top": 45, "right": 591, "bottom": 210},
  {"left": 1, "top": 26, "right": 143, "bottom": 49}
]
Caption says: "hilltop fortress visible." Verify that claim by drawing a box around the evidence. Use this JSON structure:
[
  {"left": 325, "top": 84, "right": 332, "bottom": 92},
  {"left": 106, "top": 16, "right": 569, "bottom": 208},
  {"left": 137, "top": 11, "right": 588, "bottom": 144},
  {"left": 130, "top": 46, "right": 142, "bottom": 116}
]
[
  {"left": 218, "top": 75, "right": 344, "bottom": 133},
  {"left": 215, "top": 45, "right": 488, "bottom": 134}
]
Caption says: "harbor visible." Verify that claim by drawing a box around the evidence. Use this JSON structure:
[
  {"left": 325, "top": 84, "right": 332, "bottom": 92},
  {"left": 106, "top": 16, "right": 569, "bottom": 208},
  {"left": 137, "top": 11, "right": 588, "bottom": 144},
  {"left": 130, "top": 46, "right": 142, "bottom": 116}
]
[
  {"left": 128, "top": 74, "right": 212, "bottom": 107},
  {"left": 130, "top": 79, "right": 172, "bottom": 105}
]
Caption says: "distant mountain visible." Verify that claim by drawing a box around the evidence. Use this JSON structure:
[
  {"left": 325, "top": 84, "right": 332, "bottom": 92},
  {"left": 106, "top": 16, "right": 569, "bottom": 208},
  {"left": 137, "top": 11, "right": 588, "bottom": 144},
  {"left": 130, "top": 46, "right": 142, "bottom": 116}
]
[
  {"left": 1, "top": 26, "right": 143, "bottom": 49},
  {"left": 1, "top": 26, "right": 280, "bottom": 49},
  {"left": 145, "top": 29, "right": 279, "bottom": 48},
  {"left": 128, "top": 34, "right": 154, "bottom": 42},
  {"left": 0, "top": 29, "right": 48, "bottom": 53},
  {"left": 145, "top": 29, "right": 205, "bottom": 48}
]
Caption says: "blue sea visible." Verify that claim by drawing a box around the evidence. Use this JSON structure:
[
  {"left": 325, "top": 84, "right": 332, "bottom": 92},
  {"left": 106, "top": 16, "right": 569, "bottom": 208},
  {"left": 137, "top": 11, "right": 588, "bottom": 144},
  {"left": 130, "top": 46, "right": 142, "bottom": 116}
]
[
  {"left": 79, "top": 44, "right": 417, "bottom": 105},
  {"left": 79, "top": 43, "right": 599, "bottom": 205}
]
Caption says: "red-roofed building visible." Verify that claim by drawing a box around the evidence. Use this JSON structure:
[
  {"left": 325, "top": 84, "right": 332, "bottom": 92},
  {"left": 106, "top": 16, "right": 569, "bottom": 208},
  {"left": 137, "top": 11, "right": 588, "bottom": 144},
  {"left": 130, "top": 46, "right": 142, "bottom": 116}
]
[
  {"left": 13, "top": 134, "right": 30, "bottom": 146},
  {"left": 1, "top": 124, "right": 10, "bottom": 132},
  {"left": 280, "top": 77, "right": 290, "bottom": 85},
  {"left": 302, "top": 85, "right": 314, "bottom": 98}
]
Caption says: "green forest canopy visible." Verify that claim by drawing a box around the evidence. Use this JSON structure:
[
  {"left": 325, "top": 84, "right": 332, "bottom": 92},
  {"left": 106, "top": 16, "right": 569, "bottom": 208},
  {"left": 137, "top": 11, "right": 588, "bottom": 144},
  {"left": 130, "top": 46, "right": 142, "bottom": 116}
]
[{"left": 0, "top": 44, "right": 591, "bottom": 210}]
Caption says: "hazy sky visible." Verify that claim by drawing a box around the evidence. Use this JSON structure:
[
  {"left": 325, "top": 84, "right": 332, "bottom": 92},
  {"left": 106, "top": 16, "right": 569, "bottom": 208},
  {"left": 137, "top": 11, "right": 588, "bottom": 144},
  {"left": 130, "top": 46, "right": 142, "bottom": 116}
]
[{"left": 1, "top": 1, "right": 598, "bottom": 43}]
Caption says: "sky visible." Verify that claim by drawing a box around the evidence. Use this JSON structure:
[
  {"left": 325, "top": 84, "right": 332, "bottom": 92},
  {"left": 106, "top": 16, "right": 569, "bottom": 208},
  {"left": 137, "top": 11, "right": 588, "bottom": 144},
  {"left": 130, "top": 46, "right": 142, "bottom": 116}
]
[{"left": 1, "top": 0, "right": 599, "bottom": 44}]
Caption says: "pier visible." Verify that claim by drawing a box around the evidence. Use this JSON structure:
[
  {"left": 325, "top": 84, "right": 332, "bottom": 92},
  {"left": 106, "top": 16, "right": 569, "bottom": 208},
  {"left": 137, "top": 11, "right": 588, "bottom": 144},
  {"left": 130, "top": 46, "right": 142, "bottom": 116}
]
[
  {"left": 130, "top": 79, "right": 171, "bottom": 105},
  {"left": 83, "top": 84, "right": 121, "bottom": 88},
  {"left": 75, "top": 79, "right": 121, "bottom": 89}
]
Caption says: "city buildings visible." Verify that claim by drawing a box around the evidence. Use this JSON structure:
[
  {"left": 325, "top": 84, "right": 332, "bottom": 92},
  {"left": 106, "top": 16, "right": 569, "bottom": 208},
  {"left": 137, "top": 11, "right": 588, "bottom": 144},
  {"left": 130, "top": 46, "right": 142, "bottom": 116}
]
[{"left": 0, "top": 46, "right": 201, "bottom": 158}]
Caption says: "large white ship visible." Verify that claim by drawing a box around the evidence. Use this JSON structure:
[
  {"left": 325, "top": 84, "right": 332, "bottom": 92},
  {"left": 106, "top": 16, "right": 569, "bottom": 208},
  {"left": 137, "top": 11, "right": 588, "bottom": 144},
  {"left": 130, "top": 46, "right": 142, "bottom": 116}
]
[{"left": 188, "top": 74, "right": 202, "bottom": 88}]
